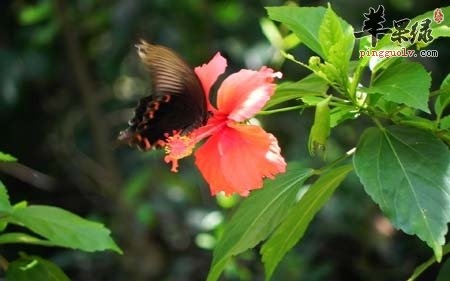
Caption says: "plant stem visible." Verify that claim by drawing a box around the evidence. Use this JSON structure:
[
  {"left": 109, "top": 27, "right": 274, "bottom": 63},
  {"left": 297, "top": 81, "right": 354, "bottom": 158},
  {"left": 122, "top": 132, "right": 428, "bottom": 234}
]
[
  {"left": 329, "top": 95, "right": 351, "bottom": 103},
  {"left": 430, "top": 89, "right": 442, "bottom": 97},
  {"left": 349, "top": 63, "right": 363, "bottom": 102},
  {"left": 314, "top": 147, "right": 356, "bottom": 175},
  {"left": 371, "top": 116, "right": 385, "bottom": 131},
  {"left": 280, "top": 50, "right": 348, "bottom": 97},
  {"left": 258, "top": 105, "right": 309, "bottom": 115},
  {"left": 407, "top": 243, "right": 450, "bottom": 281},
  {"left": 387, "top": 104, "right": 409, "bottom": 118}
]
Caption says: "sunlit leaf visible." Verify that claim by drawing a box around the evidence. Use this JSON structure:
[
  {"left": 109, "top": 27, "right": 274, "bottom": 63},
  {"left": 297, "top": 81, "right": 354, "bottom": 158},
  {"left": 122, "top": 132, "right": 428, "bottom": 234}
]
[
  {"left": 367, "top": 61, "right": 431, "bottom": 112},
  {"left": 318, "top": 5, "right": 354, "bottom": 79},
  {"left": 267, "top": 6, "right": 326, "bottom": 57}
]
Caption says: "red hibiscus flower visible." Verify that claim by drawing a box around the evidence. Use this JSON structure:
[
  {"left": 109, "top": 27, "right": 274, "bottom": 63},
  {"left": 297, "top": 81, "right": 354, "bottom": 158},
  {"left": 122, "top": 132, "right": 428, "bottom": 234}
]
[{"left": 164, "top": 53, "right": 286, "bottom": 196}]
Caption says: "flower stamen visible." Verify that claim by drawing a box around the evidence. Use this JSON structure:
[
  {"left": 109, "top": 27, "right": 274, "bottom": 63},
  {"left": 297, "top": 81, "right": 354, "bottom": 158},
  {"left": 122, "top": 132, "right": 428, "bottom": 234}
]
[{"left": 164, "top": 132, "right": 196, "bottom": 172}]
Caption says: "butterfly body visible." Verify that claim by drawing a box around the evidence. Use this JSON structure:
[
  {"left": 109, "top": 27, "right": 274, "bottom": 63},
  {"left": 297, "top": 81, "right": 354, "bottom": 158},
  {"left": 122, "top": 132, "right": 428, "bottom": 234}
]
[{"left": 118, "top": 41, "right": 207, "bottom": 150}]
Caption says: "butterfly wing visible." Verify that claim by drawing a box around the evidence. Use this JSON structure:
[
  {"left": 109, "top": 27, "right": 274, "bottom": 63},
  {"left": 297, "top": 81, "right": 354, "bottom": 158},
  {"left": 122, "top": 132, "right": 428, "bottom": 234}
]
[{"left": 118, "top": 41, "right": 207, "bottom": 150}]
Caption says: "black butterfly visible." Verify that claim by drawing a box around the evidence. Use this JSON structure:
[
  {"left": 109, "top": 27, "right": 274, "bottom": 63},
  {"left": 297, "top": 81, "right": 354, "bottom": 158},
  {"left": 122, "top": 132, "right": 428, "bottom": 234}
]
[{"left": 118, "top": 41, "right": 208, "bottom": 150}]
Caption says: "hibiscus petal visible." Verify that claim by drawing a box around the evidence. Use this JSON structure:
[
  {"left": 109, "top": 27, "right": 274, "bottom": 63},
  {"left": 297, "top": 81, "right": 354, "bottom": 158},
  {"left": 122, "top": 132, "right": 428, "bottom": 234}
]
[
  {"left": 195, "top": 122, "right": 286, "bottom": 196},
  {"left": 194, "top": 52, "right": 227, "bottom": 110},
  {"left": 217, "top": 67, "right": 282, "bottom": 122},
  {"left": 194, "top": 131, "right": 247, "bottom": 196}
]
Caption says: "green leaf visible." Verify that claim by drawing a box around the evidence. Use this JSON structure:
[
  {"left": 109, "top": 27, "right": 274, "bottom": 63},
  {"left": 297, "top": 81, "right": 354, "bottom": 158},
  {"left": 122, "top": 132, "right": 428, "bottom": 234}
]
[
  {"left": 432, "top": 24, "right": 450, "bottom": 40},
  {"left": 261, "top": 164, "right": 353, "bottom": 280},
  {"left": 308, "top": 96, "right": 331, "bottom": 158},
  {"left": 354, "top": 126, "right": 450, "bottom": 261},
  {"left": 318, "top": 5, "right": 354, "bottom": 78},
  {"left": 267, "top": 6, "right": 326, "bottom": 57},
  {"left": 13, "top": 201, "right": 28, "bottom": 210},
  {"left": 6, "top": 255, "right": 70, "bottom": 281},
  {"left": 0, "top": 222, "right": 7, "bottom": 232},
  {"left": 0, "top": 180, "right": 10, "bottom": 231},
  {"left": 300, "top": 96, "right": 325, "bottom": 106},
  {"left": 367, "top": 61, "right": 431, "bottom": 112},
  {"left": 435, "top": 74, "right": 450, "bottom": 117},
  {"left": 0, "top": 232, "right": 57, "bottom": 247},
  {"left": 318, "top": 5, "right": 352, "bottom": 61},
  {"left": 440, "top": 115, "right": 450, "bottom": 130},
  {"left": 441, "top": 74, "right": 450, "bottom": 91},
  {"left": 9, "top": 205, "right": 122, "bottom": 253},
  {"left": 0, "top": 180, "right": 12, "bottom": 213},
  {"left": 206, "top": 166, "right": 314, "bottom": 281},
  {"left": 330, "top": 105, "right": 359, "bottom": 128},
  {"left": 358, "top": 34, "right": 371, "bottom": 52},
  {"left": 265, "top": 74, "right": 328, "bottom": 109},
  {"left": 0, "top": 151, "right": 17, "bottom": 162}
]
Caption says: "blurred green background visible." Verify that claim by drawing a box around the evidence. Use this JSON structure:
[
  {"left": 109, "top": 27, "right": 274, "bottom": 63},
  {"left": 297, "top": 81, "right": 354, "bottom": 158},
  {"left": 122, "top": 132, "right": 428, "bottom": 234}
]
[{"left": 0, "top": 0, "right": 448, "bottom": 280}]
